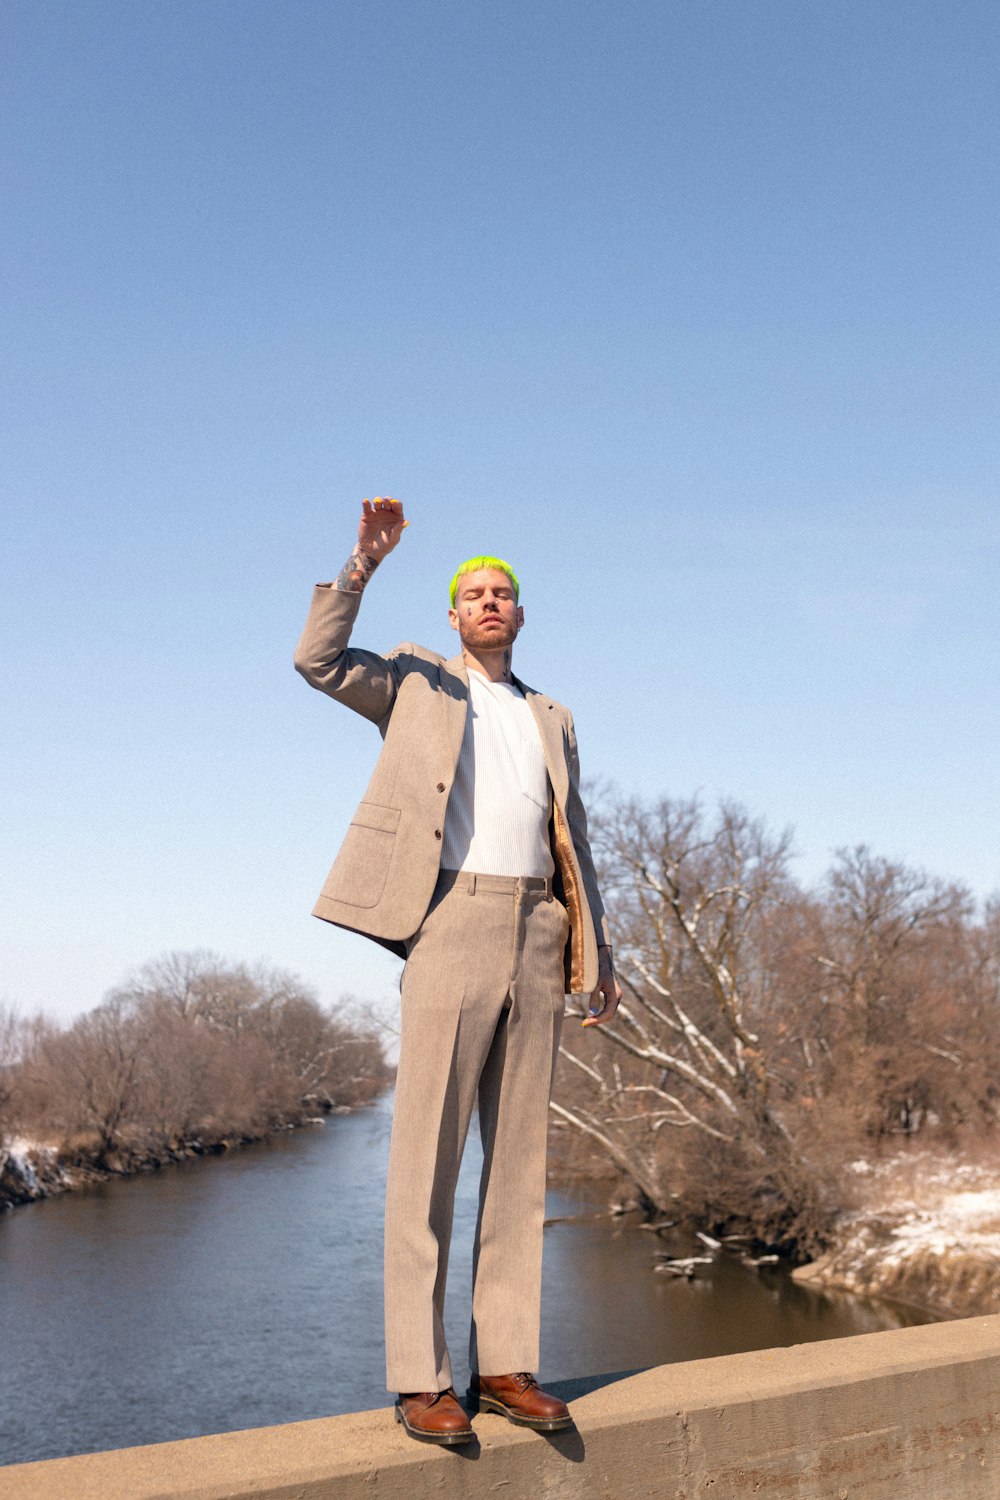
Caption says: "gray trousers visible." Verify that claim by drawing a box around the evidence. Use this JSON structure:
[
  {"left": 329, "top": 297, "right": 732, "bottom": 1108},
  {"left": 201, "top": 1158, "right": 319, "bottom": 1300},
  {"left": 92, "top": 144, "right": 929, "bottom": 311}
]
[{"left": 383, "top": 870, "right": 568, "bottom": 1393}]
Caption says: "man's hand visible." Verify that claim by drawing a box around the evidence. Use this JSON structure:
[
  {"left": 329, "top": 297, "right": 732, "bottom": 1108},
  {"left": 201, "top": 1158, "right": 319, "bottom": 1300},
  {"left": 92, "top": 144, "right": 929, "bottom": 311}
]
[
  {"left": 358, "top": 496, "right": 408, "bottom": 561},
  {"left": 582, "top": 947, "right": 622, "bottom": 1027},
  {"left": 334, "top": 497, "right": 408, "bottom": 593}
]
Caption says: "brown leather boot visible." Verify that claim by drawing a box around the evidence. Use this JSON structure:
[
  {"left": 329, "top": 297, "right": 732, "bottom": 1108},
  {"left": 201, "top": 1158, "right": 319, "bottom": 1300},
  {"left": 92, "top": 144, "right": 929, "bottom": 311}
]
[
  {"left": 473, "top": 1372, "right": 573, "bottom": 1431},
  {"left": 394, "top": 1387, "right": 474, "bottom": 1445}
]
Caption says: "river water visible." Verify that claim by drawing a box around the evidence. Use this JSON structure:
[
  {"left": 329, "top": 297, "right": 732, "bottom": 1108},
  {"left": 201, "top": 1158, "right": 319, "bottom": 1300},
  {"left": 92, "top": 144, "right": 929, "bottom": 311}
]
[{"left": 0, "top": 1092, "right": 930, "bottom": 1467}]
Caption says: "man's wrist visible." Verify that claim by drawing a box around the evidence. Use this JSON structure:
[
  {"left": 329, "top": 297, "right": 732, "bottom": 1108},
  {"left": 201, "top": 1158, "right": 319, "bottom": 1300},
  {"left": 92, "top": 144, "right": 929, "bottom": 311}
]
[{"left": 335, "top": 545, "right": 380, "bottom": 594}]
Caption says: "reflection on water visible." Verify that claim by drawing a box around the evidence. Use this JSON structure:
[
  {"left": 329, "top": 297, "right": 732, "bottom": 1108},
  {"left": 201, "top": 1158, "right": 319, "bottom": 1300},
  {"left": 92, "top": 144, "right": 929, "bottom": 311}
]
[{"left": 0, "top": 1092, "right": 929, "bottom": 1466}]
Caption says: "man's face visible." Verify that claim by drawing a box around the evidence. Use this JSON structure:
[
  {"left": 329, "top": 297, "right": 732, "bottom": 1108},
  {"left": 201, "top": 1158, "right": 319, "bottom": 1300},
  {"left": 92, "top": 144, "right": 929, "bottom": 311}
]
[{"left": 448, "top": 568, "right": 524, "bottom": 650}]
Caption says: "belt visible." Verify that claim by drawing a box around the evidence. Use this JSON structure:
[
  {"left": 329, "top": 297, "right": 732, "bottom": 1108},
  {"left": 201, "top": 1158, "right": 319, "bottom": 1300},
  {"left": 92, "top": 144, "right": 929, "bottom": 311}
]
[{"left": 437, "top": 869, "right": 554, "bottom": 897}]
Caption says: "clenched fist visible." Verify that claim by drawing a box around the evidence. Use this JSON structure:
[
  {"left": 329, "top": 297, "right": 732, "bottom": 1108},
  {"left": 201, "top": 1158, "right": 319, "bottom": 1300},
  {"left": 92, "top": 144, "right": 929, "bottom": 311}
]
[{"left": 358, "top": 496, "right": 408, "bottom": 562}]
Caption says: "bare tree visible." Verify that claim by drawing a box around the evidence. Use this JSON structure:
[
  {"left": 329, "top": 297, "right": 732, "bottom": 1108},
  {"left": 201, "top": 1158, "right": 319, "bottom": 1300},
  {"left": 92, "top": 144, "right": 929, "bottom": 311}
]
[
  {"left": 551, "top": 796, "right": 806, "bottom": 1217},
  {"left": 0, "top": 1004, "right": 24, "bottom": 1142},
  {"left": 252, "top": 991, "right": 387, "bottom": 1102},
  {"left": 39, "top": 997, "right": 144, "bottom": 1167},
  {"left": 108, "top": 950, "right": 267, "bottom": 1033},
  {"left": 131, "top": 1003, "right": 234, "bottom": 1147},
  {"left": 106, "top": 953, "right": 391, "bottom": 1130},
  {"left": 818, "top": 846, "right": 967, "bottom": 1037},
  {"left": 110, "top": 950, "right": 223, "bottom": 1021},
  {"left": 547, "top": 791, "right": 1000, "bottom": 1254},
  {"left": 815, "top": 846, "right": 975, "bottom": 1134},
  {"left": 0, "top": 954, "right": 392, "bottom": 1210}
]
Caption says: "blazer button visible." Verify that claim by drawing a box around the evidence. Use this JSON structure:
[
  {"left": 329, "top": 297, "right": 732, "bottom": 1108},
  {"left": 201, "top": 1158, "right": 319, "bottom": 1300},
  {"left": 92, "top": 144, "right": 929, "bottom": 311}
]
[
  {"left": 434, "top": 829, "right": 442, "bottom": 839},
  {"left": 436, "top": 782, "right": 446, "bottom": 792}
]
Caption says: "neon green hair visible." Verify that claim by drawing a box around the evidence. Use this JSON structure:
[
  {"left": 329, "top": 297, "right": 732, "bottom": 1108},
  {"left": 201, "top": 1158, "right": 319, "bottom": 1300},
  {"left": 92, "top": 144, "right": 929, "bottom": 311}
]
[{"left": 449, "top": 556, "right": 520, "bottom": 607}]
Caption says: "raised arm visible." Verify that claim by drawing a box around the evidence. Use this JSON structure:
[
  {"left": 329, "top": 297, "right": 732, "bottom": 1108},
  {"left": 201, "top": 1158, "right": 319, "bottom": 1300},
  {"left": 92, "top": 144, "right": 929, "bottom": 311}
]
[{"left": 293, "top": 497, "right": 412, "bottom": 726}]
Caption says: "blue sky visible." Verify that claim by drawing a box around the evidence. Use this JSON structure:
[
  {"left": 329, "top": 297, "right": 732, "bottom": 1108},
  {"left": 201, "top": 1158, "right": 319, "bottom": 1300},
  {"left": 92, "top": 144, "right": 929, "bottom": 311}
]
[{"left": 3, "top": 1, "right": 998, "bottom": 1023}]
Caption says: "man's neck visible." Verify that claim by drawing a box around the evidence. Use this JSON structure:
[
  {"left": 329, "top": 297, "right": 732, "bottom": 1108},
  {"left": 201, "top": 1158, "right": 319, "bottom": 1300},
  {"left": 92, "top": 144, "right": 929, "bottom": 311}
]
[{"left": 462, "top": 645, "right": 515, "bottom": 684}]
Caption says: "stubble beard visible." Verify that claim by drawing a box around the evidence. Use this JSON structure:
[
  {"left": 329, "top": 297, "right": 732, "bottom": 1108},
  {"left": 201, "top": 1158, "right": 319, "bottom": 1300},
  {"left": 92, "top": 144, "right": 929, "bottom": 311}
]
[{"left": 461, "top": 618, "right": 518, "bottom": 652}]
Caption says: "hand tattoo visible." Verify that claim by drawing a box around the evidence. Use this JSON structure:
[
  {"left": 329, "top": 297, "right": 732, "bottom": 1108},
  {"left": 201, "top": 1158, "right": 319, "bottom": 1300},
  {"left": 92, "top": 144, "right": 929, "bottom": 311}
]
[{"left": 336, "top": 547, "right": 380, "bottom": 593}]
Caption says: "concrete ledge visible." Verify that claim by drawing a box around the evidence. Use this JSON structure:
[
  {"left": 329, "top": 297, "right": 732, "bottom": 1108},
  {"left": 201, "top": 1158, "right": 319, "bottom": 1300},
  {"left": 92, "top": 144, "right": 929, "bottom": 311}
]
[{"left": 4, "top": 1315, "right": 1000, "bottom": 1499}]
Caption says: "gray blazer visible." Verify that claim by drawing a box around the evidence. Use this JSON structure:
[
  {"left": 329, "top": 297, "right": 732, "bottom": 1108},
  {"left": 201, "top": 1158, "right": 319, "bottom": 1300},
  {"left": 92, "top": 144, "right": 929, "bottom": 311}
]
[{"left": 294, "top": 585, "right": 610, "bottom": 995}]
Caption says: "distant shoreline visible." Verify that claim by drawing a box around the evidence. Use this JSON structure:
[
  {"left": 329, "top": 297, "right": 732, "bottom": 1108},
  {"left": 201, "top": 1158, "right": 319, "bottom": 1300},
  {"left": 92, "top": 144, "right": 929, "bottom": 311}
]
[{"left": 0, "top": 1098, "right": 378, "bottom": 1213}]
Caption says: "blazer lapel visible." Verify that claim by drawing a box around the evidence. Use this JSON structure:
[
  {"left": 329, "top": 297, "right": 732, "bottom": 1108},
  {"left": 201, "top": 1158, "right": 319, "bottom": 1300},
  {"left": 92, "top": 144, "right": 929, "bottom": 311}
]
[
  {"left": 442, "top": 652, "right": 471, "bottom": 770},
  {"left": 519, "top": 681, "right": 570, "bottom": 808}
]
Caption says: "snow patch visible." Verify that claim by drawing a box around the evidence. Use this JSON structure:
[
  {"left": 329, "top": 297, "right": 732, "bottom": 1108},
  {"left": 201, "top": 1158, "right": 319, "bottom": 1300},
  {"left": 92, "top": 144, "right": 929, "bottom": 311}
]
[{"left": 795, "top": 1152, "right": 1000, "bottom": 1317}]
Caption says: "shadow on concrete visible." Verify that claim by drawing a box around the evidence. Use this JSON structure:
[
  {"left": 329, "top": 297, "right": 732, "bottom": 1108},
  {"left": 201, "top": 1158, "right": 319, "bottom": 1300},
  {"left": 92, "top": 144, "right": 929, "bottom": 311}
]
[
  {"left": 445, "top": 1372, "right": 645, "bottom": 1464},
  {"left": 547, "top": 1369, "right": 647, "bottom": 1403}
]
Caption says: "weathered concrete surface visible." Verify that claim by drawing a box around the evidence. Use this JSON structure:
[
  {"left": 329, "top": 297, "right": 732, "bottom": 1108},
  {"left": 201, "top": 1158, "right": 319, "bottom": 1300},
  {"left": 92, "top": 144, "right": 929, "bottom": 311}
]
[{"left": 3, "top": 1315, "right": 999, "bottom": 1499}]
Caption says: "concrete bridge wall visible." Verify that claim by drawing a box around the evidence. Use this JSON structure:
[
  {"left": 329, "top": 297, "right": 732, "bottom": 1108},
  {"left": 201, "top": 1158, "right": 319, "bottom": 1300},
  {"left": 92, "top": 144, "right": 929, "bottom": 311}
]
[{"left": 4, "top": 1314, "right": 999, "bottom": 1499}]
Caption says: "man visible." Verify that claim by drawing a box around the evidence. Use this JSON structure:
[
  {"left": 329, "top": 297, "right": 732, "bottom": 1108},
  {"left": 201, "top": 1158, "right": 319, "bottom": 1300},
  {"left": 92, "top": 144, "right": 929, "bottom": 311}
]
[{"left": 294, "top": 496, "right": 621, "bottom": 1445}]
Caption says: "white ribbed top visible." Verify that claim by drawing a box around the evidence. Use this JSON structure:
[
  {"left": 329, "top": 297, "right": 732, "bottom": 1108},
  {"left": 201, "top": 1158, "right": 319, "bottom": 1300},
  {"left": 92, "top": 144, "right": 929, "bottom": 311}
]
[{"left": 440, "top": 670, "right": 555, "bottom": 878}]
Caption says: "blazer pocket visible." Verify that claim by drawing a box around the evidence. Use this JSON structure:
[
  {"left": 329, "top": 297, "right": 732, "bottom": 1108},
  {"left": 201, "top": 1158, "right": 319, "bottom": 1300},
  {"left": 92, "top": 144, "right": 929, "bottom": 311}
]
[
  {"left": 351, "top": 801, "right": 401, "bottom": 835},
  {"left": 323, "top": 801, "right": 402, "bottom": 909}
]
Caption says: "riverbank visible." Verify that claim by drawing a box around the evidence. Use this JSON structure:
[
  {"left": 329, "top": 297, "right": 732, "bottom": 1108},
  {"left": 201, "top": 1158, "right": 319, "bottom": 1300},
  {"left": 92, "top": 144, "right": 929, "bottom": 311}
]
[
  {"left": 0, "top": 1103, "right": 365, "bottom": 1212},
  {"left": 793, "top": 1151, "right": 1000, "bottom": 1320}
]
